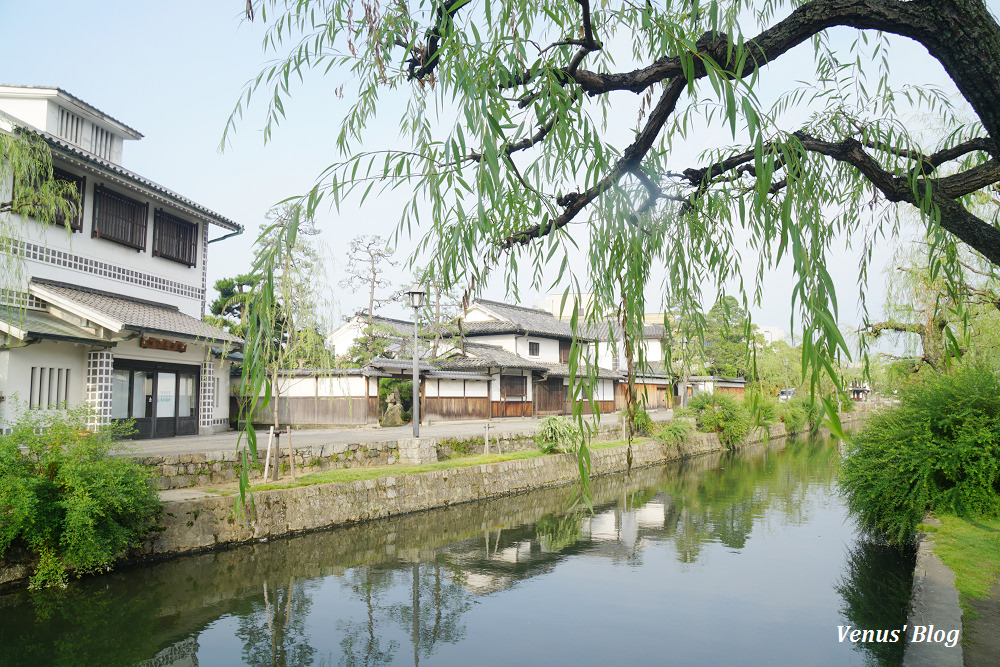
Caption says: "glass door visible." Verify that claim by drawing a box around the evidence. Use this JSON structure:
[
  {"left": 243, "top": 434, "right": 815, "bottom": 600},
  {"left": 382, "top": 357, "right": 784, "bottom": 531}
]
[{"left": 154, "top": 372, "right": 177, "bottom": 438}]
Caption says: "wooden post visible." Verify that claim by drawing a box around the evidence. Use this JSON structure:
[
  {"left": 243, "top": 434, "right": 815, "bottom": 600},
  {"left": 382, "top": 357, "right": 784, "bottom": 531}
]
[
  {"left": 271, "top": 430, "right": 280, "bottom": 481},
  {"left": 263, "top": 426, "right": 274, "bottom": 479},
  {"left": 286, "top": 426, "right": 295, "bottom": 481},
  {"left": 484, "top": 421, "right": 489, "bottom": 455}
]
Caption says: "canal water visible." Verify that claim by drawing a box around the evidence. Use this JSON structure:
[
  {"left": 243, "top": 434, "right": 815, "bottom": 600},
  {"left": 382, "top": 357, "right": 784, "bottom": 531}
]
[{"left": 0, "top": 436, "right": 914, "bottom": 667}]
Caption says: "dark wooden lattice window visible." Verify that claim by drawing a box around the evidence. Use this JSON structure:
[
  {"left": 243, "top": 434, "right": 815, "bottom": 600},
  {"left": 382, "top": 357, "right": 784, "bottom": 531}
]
[
  {"left": 12, "top": 167, "right": 85, "bottom": 232},
  {"left": 52, "top": 168, "right": 85, "bottom": 232},
  {"left": 92, "top": 184, "right": 147, "bottom": 250},
  {"left": 528, "top": 341, "right": 540, "bottom": 357},
  {"left": 153, "top": 209, "right": 198, "bottom": 266},
  {"left": 501, "top": 375, "right": 526, "bottom": 398}
]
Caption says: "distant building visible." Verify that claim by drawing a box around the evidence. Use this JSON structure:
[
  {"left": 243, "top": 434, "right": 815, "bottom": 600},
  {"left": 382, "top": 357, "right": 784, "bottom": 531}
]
[{"left": 0, "top": 85, "right": 242, "bottom": 437}]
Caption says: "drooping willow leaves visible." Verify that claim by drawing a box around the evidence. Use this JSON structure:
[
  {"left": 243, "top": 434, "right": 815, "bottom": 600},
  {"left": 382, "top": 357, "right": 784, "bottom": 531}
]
[{"left": 225, "top": 0, "right": 1000, "bottom": 511}]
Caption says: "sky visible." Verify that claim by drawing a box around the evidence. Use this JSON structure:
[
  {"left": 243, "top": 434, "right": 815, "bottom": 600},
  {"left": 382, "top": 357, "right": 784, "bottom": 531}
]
[{"left": 1, "top": 0, "right": 993, "bottom": 345}]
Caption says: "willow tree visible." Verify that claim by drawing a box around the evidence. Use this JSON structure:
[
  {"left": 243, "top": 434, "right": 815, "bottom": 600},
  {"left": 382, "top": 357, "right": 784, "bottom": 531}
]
[
  {"left": 227, "top": 0, "right": 1000, "bottom": 469},
  {"left": 1, "top": 126, "right": 81, "bottom": 313}
]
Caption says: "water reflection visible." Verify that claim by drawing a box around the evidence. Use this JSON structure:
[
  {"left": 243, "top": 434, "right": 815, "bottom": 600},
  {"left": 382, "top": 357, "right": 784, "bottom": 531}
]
[
  {"left": 835, "top": 539, "right": 916, "bottom": 666},
  {"left": 0, "top": 436, "right": 912, "bottom": 667}
]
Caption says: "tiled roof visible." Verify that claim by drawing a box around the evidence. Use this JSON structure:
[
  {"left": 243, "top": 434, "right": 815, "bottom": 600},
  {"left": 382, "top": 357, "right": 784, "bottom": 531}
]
[
  {"left": 0, "top": 307, "right": 112, "bottom": 345},
  {"left": 438, "top": 342, "right": 549, "bottom": 371},
  {"left": 18, "top": 126, "right": 241, "bottom": 232},
  {"left": 367, "top": 357, "right": 438, "bottom": 372},
  {"left": 425, "top": 369, "right": 491, "bottom": 380},
  {"left": 29, "top": 278, "right": 241, "bottom": 343},
  {"left": 462, "top": 320, "right": 521, "bottom": 335},
  {"left": 356, "top": 315, "right": 415, "bottom": 338},
  {"left": 470, "top": 299, "right": 595, "bottom": 341},
  {"left": 592, "top": 322, "right": 667, "bottom": 340},
  {"left": 534, "top": 361, "right": 623, "bottom": 380}
]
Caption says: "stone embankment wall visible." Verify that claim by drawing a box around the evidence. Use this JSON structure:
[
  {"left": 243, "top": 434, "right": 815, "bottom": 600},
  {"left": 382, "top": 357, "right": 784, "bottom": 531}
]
[
  {"left": 145, "top": 429, "right": 729, "bottom": 557},
  {"left": 0, "top": 407, "right": 874, "bottom": 587},
  {"left": 145, "top": 425, "right": 597, "bottom": 490}
]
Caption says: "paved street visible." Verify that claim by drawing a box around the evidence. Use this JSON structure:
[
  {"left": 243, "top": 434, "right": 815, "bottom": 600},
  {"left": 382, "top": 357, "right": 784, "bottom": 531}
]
[{"left": 127, "top": 411, "right": 673, "bottom": 457}]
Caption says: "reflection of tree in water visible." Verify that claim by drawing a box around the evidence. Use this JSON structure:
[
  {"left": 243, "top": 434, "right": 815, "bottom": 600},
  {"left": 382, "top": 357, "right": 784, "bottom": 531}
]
[
  {"left": 835, "top": 538, "right": 916, "bottom": 667},
  {"left": 389, "top": 561, "right": 471, "bottom": 666},
  {"left": 236, "top": 577, "right": 316, "bottom": 667},
  {"left": 338, "top": 566, "right": 399, "bottom": 666},
  {"left": 535, "top": 512, "right": 584, "bottom": 552},
  {"left": 658, "top": 437, "right": 841, "bottom": 563},
  {"left": 0, "top": 585, "right": 162, "bottom": 667}
]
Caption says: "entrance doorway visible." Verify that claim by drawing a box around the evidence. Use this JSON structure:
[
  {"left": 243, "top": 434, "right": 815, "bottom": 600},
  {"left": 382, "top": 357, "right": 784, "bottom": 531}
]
[{"left": 112, "top": 361, "right": 198, "bottom": 438}]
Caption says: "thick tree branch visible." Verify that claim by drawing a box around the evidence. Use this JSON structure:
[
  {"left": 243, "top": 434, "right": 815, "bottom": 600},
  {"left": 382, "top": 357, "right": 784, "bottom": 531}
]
[
  {"left": 501, "top": 77, "right": 686, "bottom": 247},
  {"left": 406, "top": 0, "right": 467, "bottom": 81}
]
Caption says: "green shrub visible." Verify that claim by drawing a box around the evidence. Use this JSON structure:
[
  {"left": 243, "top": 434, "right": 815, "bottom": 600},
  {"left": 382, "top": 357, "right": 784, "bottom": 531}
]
[
  {"left": 840, "top": 365, "right": 1000, "bottom": 544},
  {"left": 747, "top": 393, "right": 779, "bottom": 428},
  {"left": 654, "top": 420, "right": 693, "bottom": 449},
  {"left": 779, "top": 398, "right": 810, "bottom": 433},
  {"left": 622, "top": 405, "right": 656, "bottom": 437},
  {"left": 0, "top": 406, "right": 162, "bottom": 588},
  {"left": 687, "top": 392, "right": 751, "bottom": 448},
  {"left": 535, "top": 416, "right": 581, "bottom": 454}
]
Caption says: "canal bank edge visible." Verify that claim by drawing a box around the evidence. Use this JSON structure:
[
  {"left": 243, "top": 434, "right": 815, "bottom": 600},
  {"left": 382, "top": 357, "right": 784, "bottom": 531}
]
[
  {"left": 0, "top": 409, "right": 873, "bottom": 589},
  {"left": 902, "top": 517, "right": 964, "bottom": 667}
]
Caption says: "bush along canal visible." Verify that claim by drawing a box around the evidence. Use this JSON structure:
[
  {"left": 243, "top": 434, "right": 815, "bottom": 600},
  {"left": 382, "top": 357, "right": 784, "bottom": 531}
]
[{"left": 0, "top": 434, "right": 916, "bottom": 666}]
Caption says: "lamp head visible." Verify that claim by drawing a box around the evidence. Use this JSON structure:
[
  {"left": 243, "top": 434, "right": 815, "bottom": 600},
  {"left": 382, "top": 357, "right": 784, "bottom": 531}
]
[{"left": 406, "top": 284, "right": 426, "bottom": 309}]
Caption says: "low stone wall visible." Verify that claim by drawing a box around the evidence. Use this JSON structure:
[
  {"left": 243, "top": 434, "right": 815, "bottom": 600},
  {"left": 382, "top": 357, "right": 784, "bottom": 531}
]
[
  {"left": 145, "top": 423, "right": 602, "bottom": 490},
  {"left": 144, "top": 429, "right": 728, "bottom": 557},
  {"left": 0, "top": 407, "right": 875, "bottom": 588}
]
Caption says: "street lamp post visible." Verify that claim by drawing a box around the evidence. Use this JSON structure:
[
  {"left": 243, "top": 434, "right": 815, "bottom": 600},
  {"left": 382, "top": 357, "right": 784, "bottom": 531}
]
[
  {"left": 406, "top": 284, "right": 426, "bottom": 438},
  {"left": 680, "top": 339, "right": 689, "bottom": 410}
]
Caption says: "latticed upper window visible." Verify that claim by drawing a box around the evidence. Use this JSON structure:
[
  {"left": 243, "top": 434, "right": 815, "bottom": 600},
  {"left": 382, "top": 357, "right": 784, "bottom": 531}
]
[
  {"left": 52, "top": 168, "right": 85, "bottom": 231},
  {"left": 153, "top": 209, "right": 198, "bottom": 266},
  {"left": 92, "top": 184, "right": 147, "bottom": 250},
  {"left": 501, "top": 375, "right": 526, "bottom": 398},
  {"left": 13, "top": 167, "right": 85, "bottom": 232}
]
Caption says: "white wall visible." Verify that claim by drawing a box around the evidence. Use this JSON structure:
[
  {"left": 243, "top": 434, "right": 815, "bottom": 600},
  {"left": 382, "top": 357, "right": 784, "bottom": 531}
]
[
  {"left": 326, "top": 319, "right": 364, "bottom": 357},
  {"left": 0, "top": 340, "right": 89, "bottom": 429},
  {"left": 9, "top": 172, "right": 209, "bottom": 317},
  {"left": 424, "top": 378, "right": 488, "bottom": 398},
  {"left": 467, "top": 333, "right": 518, "bottom": 355},
  {"left": 519, "top": 336, "right": 559, "bottom": 363},
  {"left": 276, "top": 373, "right": 367, "bottom": 398}
]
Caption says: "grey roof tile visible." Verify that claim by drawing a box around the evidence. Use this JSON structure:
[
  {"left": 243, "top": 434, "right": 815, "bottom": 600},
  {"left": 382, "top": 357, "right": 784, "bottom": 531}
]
[
  {"left": 30, "top": 278, "right": 241, "bottom": 343},
  {"left": 469, "top": 299, "right": 595, "bottom": 341},
  {"left": 17, "top": 126, "right": 240, "bottom": 231},
  {"left": 0, "top": 307, "right": 112, "bottom": 345}
]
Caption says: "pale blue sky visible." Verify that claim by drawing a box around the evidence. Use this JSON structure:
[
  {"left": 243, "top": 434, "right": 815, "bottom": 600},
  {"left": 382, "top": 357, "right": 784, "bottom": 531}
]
[{"left": 1, "top": 0, "right": 992, "bottom": 344}]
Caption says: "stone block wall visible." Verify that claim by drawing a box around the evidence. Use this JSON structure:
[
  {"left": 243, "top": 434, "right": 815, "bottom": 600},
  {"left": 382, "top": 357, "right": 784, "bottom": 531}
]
[{"left": 146, "top": 423, "right": 612, "bottom": 490}]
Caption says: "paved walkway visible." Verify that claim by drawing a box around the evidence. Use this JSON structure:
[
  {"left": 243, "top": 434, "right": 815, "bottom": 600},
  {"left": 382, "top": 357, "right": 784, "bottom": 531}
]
[{"left": 130, "top": 411, "right": 672, "bottom": 457}]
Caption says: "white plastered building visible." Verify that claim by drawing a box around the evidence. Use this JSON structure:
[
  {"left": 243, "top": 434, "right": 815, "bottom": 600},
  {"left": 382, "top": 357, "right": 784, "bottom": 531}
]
[{"left": 0, "top": 85, "right": 243, "bottom": 437}]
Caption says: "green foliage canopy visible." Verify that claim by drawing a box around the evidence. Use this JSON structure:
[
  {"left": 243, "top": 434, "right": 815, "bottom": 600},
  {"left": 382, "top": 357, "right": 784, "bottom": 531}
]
[
  {"left": 0, "top": 407, "right": 161, "bottom": 588},
  {"left": 840, "top": 364, "right": 1000, "bottom": 544},
  {"left": 228, "top": 1, "right": 1000, "bottom": 417},
  {"left": 225, "top": 0, "right": 1000, "bottom": 498}
]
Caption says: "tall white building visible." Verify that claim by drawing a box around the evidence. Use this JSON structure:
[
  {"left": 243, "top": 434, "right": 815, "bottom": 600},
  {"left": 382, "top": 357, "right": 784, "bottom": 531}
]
[{"left": 0, "top": 85, "right": 242, "bottom": 438}]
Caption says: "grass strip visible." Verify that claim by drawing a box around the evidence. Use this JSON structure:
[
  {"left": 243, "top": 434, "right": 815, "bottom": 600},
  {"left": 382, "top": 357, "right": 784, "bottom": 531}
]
[
  {"left": 920, "top": 514, "right": 1000, "bottom": 619},
  {"left": 250, "top": 439, "right": 646, "bottom": 492}
]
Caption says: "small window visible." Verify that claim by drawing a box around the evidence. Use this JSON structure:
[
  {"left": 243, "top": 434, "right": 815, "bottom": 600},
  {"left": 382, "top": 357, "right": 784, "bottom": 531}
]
[
  {"left": 501, "top": 375, "right": 526, "bottom": 398},
  {"left": 52, "top": 168, "right": 85, "bottom": 231},
  {"left": 92, "top": 184, "right": 147, "bottom": 250},
  {"left": 12, "top": 167, "right": 85, "bottom": 231},
  {"left": 153, "top": 209, "right": 199, "bottom": 266},
  {"left": 528, "top": 341, "right": 540, "bottom": 357}
]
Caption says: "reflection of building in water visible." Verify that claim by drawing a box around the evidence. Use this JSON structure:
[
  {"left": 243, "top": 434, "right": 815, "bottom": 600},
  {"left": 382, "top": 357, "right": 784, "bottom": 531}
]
[
  {"left": 442, "top": 493, "right": 676, "bottom": 595},
  {"left": 136, "top": 637, "right": 199, "bottom": 667}
]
